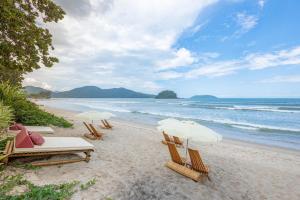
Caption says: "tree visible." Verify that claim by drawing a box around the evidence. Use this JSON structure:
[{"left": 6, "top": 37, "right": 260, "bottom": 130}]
[{"left": 0, "top": 0, "right": 65, "bottom": 85}]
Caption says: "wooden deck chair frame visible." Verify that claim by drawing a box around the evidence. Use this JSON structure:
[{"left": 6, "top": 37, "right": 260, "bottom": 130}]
[
  {"left": 2, "top": 140, "right": 94, "bottom": 167},
  {"left": 165, "top": 142, "right": 203, "bottom": 182},
  {"left": 162, "top": 131, "right": 183, "bottom": 147},
  {"left": 161, "top": 131, "right": 174, "bottom": 145},
  {"left": 104, "top": 120, "right": 113, "bottom": 128},
  {"left": 100, "top": 120, "right": 112, "bottom": 129},
  {"left": 188, "top": 148, "right": 210, "bottom": 181},
  {"left": 89, "top": 124, "right": 103, "bottom": 140},
  {"left": 173, "top": 136, "right": 183, "bottom": 147},
  {"left": 83, "top": 122, "right": 100, "bottom": 140},
  {"left": 166, "top": 142, "right": 186, "bottom": 165}
]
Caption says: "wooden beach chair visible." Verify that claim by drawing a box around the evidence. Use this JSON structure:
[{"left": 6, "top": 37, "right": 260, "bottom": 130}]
[
  {"left": 83, "top": 122, "right": 102, "bottom": 140},
  {"left": 165, "top": 143, "right": 204, "bottom": 182},
  {"left": 166, "top": 142, "right": 186, "bottom": 165},
  {"left": 2, "top": 137, "right": 94, "bottom": 166},
  {"left": 188, "top": 148, "right": 210, "bottom": 181},
  {"left": 173, "top": 136, "right": 184, "bottom": 147},
  {"left": 100, "top": 120, "right": 113, "bottom": 129},
  {"left": 161, "top": 131, "right": 174, "bottom": 145},
  {"left": 161, "top": 131, "right": 183, "bottom": 147},
  {"left": 89, "top": 124, "right": 103, "bottom": 140}
]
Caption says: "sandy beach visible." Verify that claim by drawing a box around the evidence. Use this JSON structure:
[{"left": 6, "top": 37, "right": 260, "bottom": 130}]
[{"left": 5, "top": 106, "right": 300, "bottom": 200}]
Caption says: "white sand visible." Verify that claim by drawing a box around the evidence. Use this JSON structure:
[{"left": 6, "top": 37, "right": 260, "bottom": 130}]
[{"left": 6, "top": 107, "right": 300, "bottom": 200}]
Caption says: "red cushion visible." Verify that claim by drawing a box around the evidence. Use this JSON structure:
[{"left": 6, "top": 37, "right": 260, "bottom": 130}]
[
  {"left": 15, "top": 128, "right": 34, "bottom": 148},
  {"left": 9, "top": 123, "right": 24, "bottom": 130},
  {"left": 29, "top": 132, "right": 45, "bottom": 145}
]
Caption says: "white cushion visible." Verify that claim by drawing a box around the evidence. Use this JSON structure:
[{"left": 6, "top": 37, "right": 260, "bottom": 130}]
[
  {"left": 14, "top": 137, "right": 94, "bottom": 153},
  {"left": 25, "top": 126, "right": 54, "bottom": 134}
]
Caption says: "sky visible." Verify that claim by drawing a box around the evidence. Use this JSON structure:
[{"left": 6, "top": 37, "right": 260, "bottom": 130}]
[{"left": 24, "top": 0, "right": 300, "bottom": 98}]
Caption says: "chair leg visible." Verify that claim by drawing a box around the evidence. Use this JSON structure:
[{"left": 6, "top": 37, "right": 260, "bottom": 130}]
[
  {"left": 84, "top": 151, "right": 91, "bottom": 162},
  {"left": 207, "top": 174, "right": 211, "bottom": 181}
]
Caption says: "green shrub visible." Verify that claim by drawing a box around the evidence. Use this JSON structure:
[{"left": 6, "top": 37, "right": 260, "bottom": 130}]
[
  {"left": 0, "top": 102, "right": 13, "bottom": 133},
  {"left": 0, "top": 174, "right": 79, "bottom": 200},
  {"left": 0, "top": 82, "right": 72, "bottom": 128}
]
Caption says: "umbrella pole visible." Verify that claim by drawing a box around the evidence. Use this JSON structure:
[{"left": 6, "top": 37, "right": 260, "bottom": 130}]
[{"left": 185, "top": 138, "right": 189, "bottom": 166}]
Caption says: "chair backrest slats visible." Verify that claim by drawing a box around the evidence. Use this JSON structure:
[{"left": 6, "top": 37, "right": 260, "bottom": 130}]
[
  {"left": 104, "top": 120, "right": 112, "bottom": 128},
  {"left": 83, "top": 122, "right": 93, "bottom": 134},
  {"left": 167, "top": 142, "right": 184, "bottom": 165},
  {"left": 188, "top": 148, "right": 208, "bottom": 174},
  {"left": 173, "top": 136, "right": 182, "bottom": 145},
  {"left": 89, "top": 124, "right": 102, "bottom": 138},
  {"left": 163, "top": 131, "right": 171, "bottom": 142}
]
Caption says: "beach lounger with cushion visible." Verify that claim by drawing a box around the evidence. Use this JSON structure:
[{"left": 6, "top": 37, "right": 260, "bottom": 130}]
[
  {"left": 165, "top": 143, "right": 208, "bottom": 182},
  {"left": 2, "top": 137, "right": 94, "bottom": 166},
  {"left": 83, "top": 122, "right": 102, "bottom": 140},
  {"left": 9, "top": 126, "right": 54, "bottom": 134},
  {"left": 25, "top": 126, "right": 54, "bottom": 134}
]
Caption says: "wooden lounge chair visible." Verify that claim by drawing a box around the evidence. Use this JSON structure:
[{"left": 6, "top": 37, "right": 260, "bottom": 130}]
[
  {"left": 2, "top": 137, "right": 94, "bottom": 166},
  {"left": 83, "top": 122, "right": 102, "bottom": 140},
  {"left": 173, "top": 136, "right": 184, "bottom": 147},
  {"left": 104, "top": 120, "right": 113, "bottom": 128},
  {"left": 100, "top": 120, "right": 113, "bottom": 129},
  {"left": 165, "top": 143, "right": 206, "bottom": 182},
  {"left": 89, "top": 124, "right": 103, "bottom": 140},
  {"left": 188, "top": 148, "right": 210, "bottom": 180},
  {"left": 166, "top": 142, "right": 187, "bottom": 165},
  {"left": 161, "top": 131, "right": 174, "bottom": 145},
  {"left": 161, "top": 131, "right": 183, "bottom": 147},
  {"left": 9, "top": 126, "right": 54, "bottom": 134}
]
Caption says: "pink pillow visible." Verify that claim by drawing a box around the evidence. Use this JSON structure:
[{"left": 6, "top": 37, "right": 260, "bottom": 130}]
[
  {"left": 15, "top": 128, "right": 34, "bottom": 148},
  {"left": 9, "top": 123, "right": 24, "bottom": 130},
  {"left": 29, "top": 132, "right": 45, "bottom": 145}
]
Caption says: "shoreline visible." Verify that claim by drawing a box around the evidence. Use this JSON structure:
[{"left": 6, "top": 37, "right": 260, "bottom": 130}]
[{"left": 42, "top": 105, "right": 300, "bottom": 154}]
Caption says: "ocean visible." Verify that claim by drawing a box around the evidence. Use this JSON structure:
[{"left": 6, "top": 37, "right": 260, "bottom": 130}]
[{"left": 37, "top": 98, "right": 300, "bottom": 150}]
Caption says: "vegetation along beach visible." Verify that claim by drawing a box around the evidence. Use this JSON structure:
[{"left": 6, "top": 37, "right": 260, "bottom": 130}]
[{"left": 1, "top": 0, "right": 300, "bottom": 200}]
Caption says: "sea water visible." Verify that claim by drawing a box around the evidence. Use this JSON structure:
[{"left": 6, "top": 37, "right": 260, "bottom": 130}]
[{"left": 37, "top": 98, "right": 300, "bottom": 150}]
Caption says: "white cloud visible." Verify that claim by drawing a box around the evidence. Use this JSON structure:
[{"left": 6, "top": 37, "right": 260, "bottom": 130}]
[
  {"left": 158, "top": 71, "right": 183, "bottom": 80},
  {"left": 23, "top": 78, "right": 52, "bottom": 90},
  {"left": 246, "top": 46, "right": 300, "bottom": 69},
  {"left": 179, "top": 46, "right": 300, "bottom": 79},
  {"left": 25, "top": 0, "right": 217, "bottom": 92},
  {"left": 235, "top": 12, "right": 258, "bottom": 34},
  {"left": 185, "top": 61, "right": 241, "bottom": 78},
  {"left": 156, "top": 48, "right": 196, "bottom": 70},
  {"left": 261, "top": 75, "right": 300, "bottom": 83},
  {"left": 258, "top": 0, "right": 265, "bottom": 9}
]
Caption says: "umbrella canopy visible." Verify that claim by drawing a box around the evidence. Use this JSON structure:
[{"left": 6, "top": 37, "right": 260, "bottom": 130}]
[
  {"left": 157, "top": 118, "right": 222, "bottom": 143},
  {"left": 76, "top": 111, "right": 115, "bottom": 121}
]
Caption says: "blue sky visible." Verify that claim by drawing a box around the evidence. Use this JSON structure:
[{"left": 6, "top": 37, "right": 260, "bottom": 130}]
[{"left": 25, "top": 0, "right": 300, "bottom": 98}]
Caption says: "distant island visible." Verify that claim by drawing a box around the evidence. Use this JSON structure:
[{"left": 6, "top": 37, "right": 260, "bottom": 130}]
[
  {"left": 24, "top": 86, "right": 155, "bottom": 98},
  {"left": 155, "top": 90, "right": 178, "bottom": 99},
  {"left": 190, "top": 95, "right": 218, "bottom": 100},
  {"left": 25, "top": 86, "right": 219, "bottom": 100}
]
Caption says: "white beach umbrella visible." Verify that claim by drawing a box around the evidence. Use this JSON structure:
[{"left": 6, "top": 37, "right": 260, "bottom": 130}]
[
  {"left": 76, "top": 111, "right": 115, "bottom": 123},
  {"left": 158, "top": 118, "right": 181, "bottom": 126},
  {"left": 158, "top": 118, "right": 222, "bottom": 161},
  {"left": 158, "top": 118, "right": 222, "bottom": 143}
]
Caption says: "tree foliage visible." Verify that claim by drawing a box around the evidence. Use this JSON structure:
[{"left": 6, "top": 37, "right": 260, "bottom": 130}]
[
  {"left": 0, "top": 82, "right": 72, "bottom": 128},
  {"left": 155, "top": 90, "right": 178, "bottom": 99},
  {"left": 0, "top": 102, "right": 13, "bottom": 133},
  {"left": 0, "top": 0, "right": 65, "bottom": 85}
]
